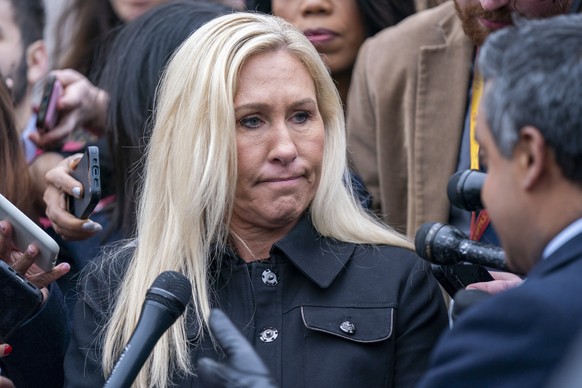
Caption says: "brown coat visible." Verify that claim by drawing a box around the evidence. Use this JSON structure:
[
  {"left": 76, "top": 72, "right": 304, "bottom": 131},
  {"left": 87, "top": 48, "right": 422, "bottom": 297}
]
[{"left": 347, "top": 1, "right": 474, "bottom": 237}]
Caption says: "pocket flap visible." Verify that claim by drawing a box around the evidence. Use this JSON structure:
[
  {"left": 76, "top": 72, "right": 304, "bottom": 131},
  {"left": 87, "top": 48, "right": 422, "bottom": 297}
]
[{"left": 301, "top": 306, "right": 393, "bottom": 343}]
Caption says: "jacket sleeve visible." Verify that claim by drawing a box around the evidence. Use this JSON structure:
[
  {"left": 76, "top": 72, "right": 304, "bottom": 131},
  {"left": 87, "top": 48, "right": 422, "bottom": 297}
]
[
  {"left": 0, "top": 283, "right": 70, "bottom": 388},
  {"left": 393, "top": 258, "right": 448, "bottom": 387}
]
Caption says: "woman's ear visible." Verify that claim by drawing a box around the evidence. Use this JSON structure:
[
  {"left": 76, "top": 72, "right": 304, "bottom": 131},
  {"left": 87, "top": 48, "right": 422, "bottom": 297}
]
[
  {"left": 517, "top": 126, "right": 547, "bottom": 191},
  {"left": 26, "top": 40, "right": 48, "bottom": 85}
]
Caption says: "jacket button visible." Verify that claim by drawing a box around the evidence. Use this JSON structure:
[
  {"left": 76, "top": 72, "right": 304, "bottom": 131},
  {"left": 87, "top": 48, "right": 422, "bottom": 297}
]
[
  {"left": 261, "top": 269, "right": 278, "bottom": 286},
  {"left": 340, "top": 321, "right": 356, "bottom": 334},
  {"left": 259, "top": 327, "right": 279, "bottom": 343}
]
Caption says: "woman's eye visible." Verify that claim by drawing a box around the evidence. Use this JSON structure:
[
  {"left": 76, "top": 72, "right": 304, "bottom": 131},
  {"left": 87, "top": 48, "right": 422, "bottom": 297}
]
[
  {"left": 291, "top": 111, "right": 310, "bottom": 125},
  {"left": 239, "top": 116, "right": 263, "bottom": 129}
]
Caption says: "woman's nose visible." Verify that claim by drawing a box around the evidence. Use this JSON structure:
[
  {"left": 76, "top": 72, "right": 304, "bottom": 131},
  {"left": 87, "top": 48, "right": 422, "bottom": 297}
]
[
  {"left": 300, "top": 0, "right": 333, "bottom": 16},
  {"left": 270, "top": 126, "right": 298, "bottom": 165}
]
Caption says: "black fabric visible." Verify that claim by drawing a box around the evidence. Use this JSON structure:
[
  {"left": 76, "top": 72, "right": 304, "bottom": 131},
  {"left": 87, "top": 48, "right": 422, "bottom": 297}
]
[{"left": 64, "top": 216, "right": 448, "bottom": 387}]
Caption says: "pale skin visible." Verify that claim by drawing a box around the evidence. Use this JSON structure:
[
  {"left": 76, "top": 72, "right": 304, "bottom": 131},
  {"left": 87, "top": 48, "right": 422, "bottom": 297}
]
[{"left": 230, "top": 50, "right": 325, "bottom": 261}]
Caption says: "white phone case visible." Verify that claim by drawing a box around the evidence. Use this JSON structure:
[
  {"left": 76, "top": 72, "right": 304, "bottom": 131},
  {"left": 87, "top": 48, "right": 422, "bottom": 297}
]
[{"left": 0, "top": 194, "right": 59, "bottom": 272}]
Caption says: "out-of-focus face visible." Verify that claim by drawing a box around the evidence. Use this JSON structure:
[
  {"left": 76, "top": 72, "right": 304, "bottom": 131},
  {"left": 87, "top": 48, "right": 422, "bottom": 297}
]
[
  {"left": 232, "top": 50, "right": 325, "bottom": 232},
  {"left": 272, "top": 0, "right": 366, "bottom": 75},
  {"left": 0, "top": 0, "right": 27, "bottom": 105},
  {"left": 454, "top": 0, "right": 569, "bottom": 46},
  {"left": 109, "top": 0, "right": 170, "bottom": 22},
  {"left": 476, "top": 96, "right": 529, "bottom": 273}
]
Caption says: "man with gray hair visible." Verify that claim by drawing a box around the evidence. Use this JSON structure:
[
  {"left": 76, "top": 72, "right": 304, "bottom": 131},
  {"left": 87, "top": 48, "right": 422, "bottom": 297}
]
[{"left": 417, "top": 14, "right": 582, "bottom": 387}]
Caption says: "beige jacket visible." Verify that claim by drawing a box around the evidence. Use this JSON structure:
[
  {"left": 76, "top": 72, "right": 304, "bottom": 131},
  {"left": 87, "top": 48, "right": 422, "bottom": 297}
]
[{"left": 347, "top": 1, "right": 474, "bottom": 238}]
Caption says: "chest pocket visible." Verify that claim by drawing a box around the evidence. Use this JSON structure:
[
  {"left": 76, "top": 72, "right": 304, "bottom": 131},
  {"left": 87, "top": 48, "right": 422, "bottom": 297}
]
[{"left": 301, "top": 306, "right": 393, "bottom": 343}]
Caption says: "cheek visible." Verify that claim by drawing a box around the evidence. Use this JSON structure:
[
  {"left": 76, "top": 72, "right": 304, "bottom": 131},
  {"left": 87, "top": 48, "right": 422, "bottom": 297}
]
[{"left": 272, "top": 1, "right": 296, "bottom": 21}]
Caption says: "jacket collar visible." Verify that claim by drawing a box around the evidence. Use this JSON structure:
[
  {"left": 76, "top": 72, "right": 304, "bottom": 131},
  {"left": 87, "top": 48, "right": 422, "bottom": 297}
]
[
  {"left": 273, "top": 215, "right": 356, "bottom": 289},
  {"left": 527, "top": 231, "right": 582, "bottom": 279}
]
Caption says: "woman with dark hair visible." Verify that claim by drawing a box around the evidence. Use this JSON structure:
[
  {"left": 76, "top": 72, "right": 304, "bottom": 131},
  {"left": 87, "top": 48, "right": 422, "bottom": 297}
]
[
  {"left": 0, "top": 76, "right": 70, "bottom": 388},
  {"left": 43, "top": 2, "right": 232, "bottom": 287},
  {"left": 52, "top": 0, "right": 175, "bottom": 77},
  {"left": 246, "top": 0, "right": 416, "bottom": 105}
]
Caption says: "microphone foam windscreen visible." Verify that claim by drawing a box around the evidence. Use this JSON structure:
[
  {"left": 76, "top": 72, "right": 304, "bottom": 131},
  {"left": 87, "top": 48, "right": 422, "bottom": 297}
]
[{"left": 147, "top": 271, "right": 192, "bottom": 317}]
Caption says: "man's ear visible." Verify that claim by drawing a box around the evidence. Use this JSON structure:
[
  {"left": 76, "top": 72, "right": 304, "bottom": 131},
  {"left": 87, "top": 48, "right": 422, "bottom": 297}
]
[
  {"left": 516, "top": 126, "right": 547, "bottom": 190},
  {"left": 25, "top": 40, "right": 48, "bottom": 85}
]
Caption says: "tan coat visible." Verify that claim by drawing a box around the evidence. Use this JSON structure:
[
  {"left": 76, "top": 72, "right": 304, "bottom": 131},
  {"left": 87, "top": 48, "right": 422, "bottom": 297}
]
[{"left": 347, "top": 1, "right": 474, "bottom": 238}]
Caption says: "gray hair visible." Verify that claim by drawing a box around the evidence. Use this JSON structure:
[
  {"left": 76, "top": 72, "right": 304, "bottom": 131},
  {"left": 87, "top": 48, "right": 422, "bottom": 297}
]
[{"left": 478, "top": 14, "right": 582, "bottom": 184}]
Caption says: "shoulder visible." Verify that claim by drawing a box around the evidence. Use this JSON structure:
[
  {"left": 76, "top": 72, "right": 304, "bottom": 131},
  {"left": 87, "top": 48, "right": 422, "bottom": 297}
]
[
  {"left": 79, "top": 240, "right": 136, "bottom": 314},
  {"left": 359, "top": 1, "right": 461, "bottom": 58},
  {"left": 349, "top": 243, "right": 433, "bottom": 286}
]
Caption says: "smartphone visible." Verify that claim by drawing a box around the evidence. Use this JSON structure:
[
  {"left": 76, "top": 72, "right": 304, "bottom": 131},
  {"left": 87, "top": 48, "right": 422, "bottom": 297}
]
[
  {"left": 0, "top": 194, "right": 59, "bottom": 272},
  {"left": 36, "top": 74, "right": 62, "bottom": 134},
  {"left": 68, "top": 146, "right": 101, "bottom": 219},
  {"left": 431, "top": 263, "right": 494, "bottom": 298},
  {"left": 0, "top": 260, "right": 43, "bottom": 342}
]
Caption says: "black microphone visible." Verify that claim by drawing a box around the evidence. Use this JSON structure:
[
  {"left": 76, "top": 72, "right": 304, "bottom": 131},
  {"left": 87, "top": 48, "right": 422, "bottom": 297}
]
[
  {"left": 415, "top": 222, "right": 513, "bottom": 273},
  {"left": 104, "top": 271, "right": 192, "bottom": 388},
  {"left": 447, "top": 169, "right": 486, "bottom": 211}
]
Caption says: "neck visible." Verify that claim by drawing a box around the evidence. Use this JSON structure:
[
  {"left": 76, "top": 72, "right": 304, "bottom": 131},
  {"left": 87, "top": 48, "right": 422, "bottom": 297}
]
[
  {"left": 229, "top": 219, "right": 299, "bottom": 262},
  {"left": 523, "top": 181, "right": 582, "bottom": 270},
  {"left": 332, "top": 69, "right": 352, "bottom": 109}
]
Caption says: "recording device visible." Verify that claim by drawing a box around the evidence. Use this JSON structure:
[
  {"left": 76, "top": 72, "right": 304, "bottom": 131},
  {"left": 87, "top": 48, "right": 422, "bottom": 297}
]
[
  {"left": 0, "top": 194, "right": 59, "bottom": 272},
  {"left": 447, "top": 169, "right": 485, "bottom": 212},
  {"left": 415, "top": 222, "right": 504, "bottom": 296},
  {"left": 36, "top": 74, "right": 62, "bottom": 134},
  {"left": 67, "top": 146, "right": 101, "bottom": 219},
  {"left": 415, "top": 221, "right": 511, "bottom": 272},
  {"left": 104, "top": 271, "right": 192, "bottom": 388},
  {"left": 0, "top": 260, "right": 43, "bottom": 342},
  {"left": 430, "top": 263, "right": 494, "bottom": 298}
]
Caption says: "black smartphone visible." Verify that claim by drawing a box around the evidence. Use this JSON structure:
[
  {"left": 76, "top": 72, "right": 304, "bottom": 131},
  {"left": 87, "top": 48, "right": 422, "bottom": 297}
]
[
  {"left": 431, "top": 263, "right": 494, "bottom": 298},
  {"left": 68, "top": 146, "right": 101, "bottom": 219},
  {"left": 36, "top": 74, "right": 62, "bottom": 134},
  {"left": 0, "top": 260, "right": 43, "bottom": 342}
]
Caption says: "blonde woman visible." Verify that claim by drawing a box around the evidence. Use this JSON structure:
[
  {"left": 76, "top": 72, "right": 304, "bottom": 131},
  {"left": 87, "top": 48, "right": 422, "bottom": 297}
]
[{"left": 64, "top": 12, "right": 447, "bottom": 387}]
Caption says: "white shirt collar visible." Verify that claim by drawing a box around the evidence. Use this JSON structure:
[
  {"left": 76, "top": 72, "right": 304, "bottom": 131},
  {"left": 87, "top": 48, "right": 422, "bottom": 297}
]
[{"left": 542, "top": 218, "right": 582, "bottom": 260}]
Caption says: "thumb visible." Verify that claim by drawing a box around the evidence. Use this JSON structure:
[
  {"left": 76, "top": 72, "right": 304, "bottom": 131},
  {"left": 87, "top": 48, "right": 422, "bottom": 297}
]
[{"left": 198, "top": 357, "right": 238, "bottom": 388}]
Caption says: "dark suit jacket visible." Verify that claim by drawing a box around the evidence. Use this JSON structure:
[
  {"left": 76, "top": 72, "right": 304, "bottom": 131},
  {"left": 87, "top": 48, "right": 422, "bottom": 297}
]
[{"left": 417, "top": 232, "right": 582, "bottom": 387}]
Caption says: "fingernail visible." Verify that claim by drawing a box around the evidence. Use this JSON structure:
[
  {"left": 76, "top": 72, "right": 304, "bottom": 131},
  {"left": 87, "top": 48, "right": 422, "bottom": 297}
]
[
  {"left": 26, "top": 245, "right": 36, "bottom": 255},
  {"left": 1, "top": 344, "right": 12, "bottom": 357},
  {"left": 72, "top": 187, "right": 81, "bottom": 198},
  {"left": 0, "top": 221, "right": 5, "bottom": 233},
  {"left": 82, "top": 222, "right": 102, "bottom": 232}
]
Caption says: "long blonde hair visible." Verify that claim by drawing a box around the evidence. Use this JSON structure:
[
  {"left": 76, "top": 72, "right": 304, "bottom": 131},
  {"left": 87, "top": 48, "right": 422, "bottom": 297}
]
[{"left": 101, "top": 12, "right": 412, "bottom": 387}]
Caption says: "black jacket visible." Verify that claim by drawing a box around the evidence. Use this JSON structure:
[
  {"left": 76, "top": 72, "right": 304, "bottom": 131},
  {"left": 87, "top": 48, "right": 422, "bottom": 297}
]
[{"left": 64, "top": 216, "right": 447, "bottom": 387}]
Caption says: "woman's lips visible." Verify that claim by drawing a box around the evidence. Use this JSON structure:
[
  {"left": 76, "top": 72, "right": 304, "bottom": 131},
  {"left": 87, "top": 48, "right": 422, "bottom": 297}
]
[
  {"left": 303, "top": 28, "right": 338, "bottom": 44},
  {"left": 478, "top": 17, "right": 512, "bottom": 31}
]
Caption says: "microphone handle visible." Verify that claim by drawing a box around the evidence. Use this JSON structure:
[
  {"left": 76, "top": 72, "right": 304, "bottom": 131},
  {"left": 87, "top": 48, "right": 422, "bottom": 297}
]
[
  {"left": 459, "top": 240, "right": 509, "bottom": 272},
  {"left": 104, "top": 302, "right": 175, "bottom": 388}
]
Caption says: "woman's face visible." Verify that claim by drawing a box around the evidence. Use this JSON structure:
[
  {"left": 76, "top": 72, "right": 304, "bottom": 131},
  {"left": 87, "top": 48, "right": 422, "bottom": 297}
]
[
  {"left": 109, "top": 0, "right": 169, "bottom": 22},
  {"left": 232, "top": 50, "right": 325, "bottom": 232},
  {"left": 272, "top": 0, "right": 367, "bottom": 75}
]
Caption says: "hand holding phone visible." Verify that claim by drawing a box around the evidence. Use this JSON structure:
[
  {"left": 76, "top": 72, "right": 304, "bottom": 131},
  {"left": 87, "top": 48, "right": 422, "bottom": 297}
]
[
  {"left": 68, "top": 146, "right": 101, "bottom": 219},
  {"left": 431, "top": 263, "right": 494, "bottom": 298},
  {"left": 0, "top": 261, "right": 43, "bottom": 342},
  {"left": 36, "top": 74, "right": 62, "bottom": 134},
  {"left": 0, "top": 194, "right": 59, "bottom": 272}
]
